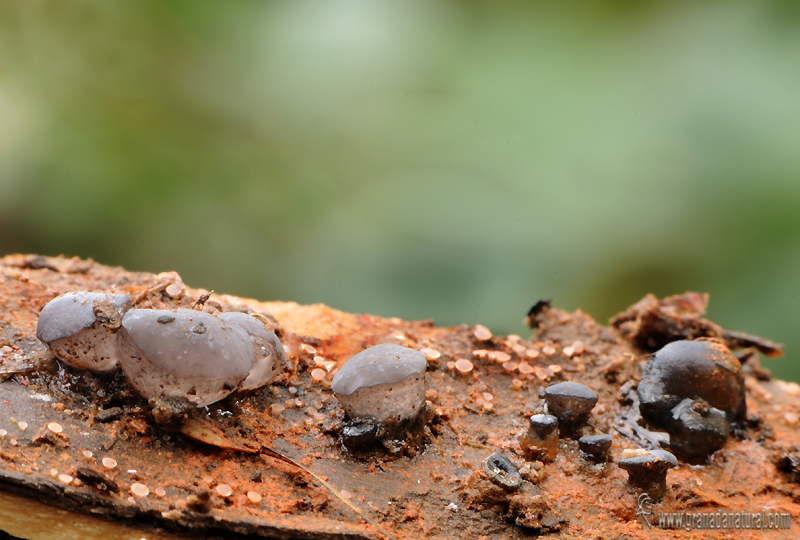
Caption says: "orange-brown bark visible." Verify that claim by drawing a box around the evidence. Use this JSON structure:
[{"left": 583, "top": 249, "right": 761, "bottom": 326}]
[{"left": 0, "top": 255, "right": 798, "bottom": 539}]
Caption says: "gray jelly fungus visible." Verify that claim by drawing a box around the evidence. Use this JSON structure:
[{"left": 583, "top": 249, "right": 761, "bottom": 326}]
[
  {"left": 666, "top": 398, "right": 730, "bottom": 459},
  {"left": 36, "top": 291, "right": 132, "bottom": 373},
  {"left": 331, "top": 343, "right": 427, "bottom": 424},
  {"left": 117, "top": 309, "right": 255, "bottom": 407},
  {"left": 519, "top": 414, "right": 559, "bottom": 462},
  {"left": 618, "top": 449, "right": 677, "bottom": 499},
  {"left": 578, "top": 434, "right": 612, "bottom": 462},
  {"left": 544, "top": 381, "right": 598, "bottom": 427},
  {"left": 637, "top": 340, "right": 744, "bottom": 459},
  {"left": 218, "top": 312, "right": 287, "bottom": 391},
  {"left": 483, "top": 453, "right": 521, "bottom": 490}
]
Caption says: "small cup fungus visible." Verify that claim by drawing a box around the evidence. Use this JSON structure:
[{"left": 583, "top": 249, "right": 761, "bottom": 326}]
[
  {"left": 618, "top": 449, "right": 677, "bottom": 499},
  {"left": 544, "top": 381, "right": 598, "bottom": 428},
  {"left": 117, "top": 309, "right": 255, "bottom": 407},
  {"left": 519, "top": 414, "right": 559, "bottom": 462},
  {"left": 36, "top": 291, "right": 132, "bottom": 373},
  {"left": 331, "top": 343, "right": 427, "bottom": 425},
  {"left": 466, "top": 453, "right": 524, "bottom": 509},
  {"left": 483, "top": 453, "right": 521, "bottom": 491}
]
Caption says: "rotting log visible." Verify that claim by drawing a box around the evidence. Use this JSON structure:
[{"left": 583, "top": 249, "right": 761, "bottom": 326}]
[{"left": 0, "top": 254, "right": 799, "bottom": 539}]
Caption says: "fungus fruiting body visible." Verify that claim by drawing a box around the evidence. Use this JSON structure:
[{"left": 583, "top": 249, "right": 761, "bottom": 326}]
[
  {"left": 36, "top": 292, "right": 132, "bottom": 373},
  {"left": 218, "top": 312, "right": 287, "bottom": 390},
  {"left": 117, "top": 309, "right": 255, "bottom": 407},
  {"left": 578, "top": 434, "right": 612, "bottom": 462},
  {"left": 637, "top": 340, "right": 744, "bottom": 459},
  {"left": 340, "top": 417, "right": 380, "bottom": 449},
  {"left": 331, "top": 343, "right": 427, "bottom": 424},
  {"left": 638, "top": 340, "right": 745, "bottom": 423},
  {"left": 666, "top": 398, "right": 730, "bottom": 459},
  {"left": 37, "top": 294, "right": 288, "bottom": 411},
  {"left": 618, "top": 449, "right": 677, "bottom": 499},
  {"left": 483, "top": 453, "right": 521, "bottom": 490},
  {"left": 519, "top": 414, "right": 559, "bottom": 462},
  {"left": 466, "top": 453, "right": 524, "bottom": 509},
  {"left": 544, "top": 381, "right": 598, "bottom": 429}
]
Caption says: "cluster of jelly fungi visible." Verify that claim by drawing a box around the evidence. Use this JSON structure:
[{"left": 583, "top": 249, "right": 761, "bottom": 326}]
[{"left": 36, "top": 291, "right": 287, "bottom": 415}]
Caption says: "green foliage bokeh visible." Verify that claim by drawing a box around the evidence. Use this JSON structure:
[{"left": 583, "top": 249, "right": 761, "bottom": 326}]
[{"left": 1, "top": 1, "right": 798, "bottom": 382}]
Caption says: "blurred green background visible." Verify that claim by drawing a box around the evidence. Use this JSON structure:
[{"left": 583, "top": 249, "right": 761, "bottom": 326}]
[{"left": 0, "top": 1, "right": 798, "bottom": 382}]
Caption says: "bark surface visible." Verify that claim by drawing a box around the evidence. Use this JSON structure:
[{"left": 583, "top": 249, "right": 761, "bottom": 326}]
[{"left": 0, "top": 255, "right": 798, "bottom": 539}]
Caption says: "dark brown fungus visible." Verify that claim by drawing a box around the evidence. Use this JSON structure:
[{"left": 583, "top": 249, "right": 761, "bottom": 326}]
[
  {"left": 544, "top": 381, "right": 597, "bottom": 428},
  {"left": 666, "top": 398, "right": 730, "bottom": 459},
  {"left": 465, "top": 453, "right": 523, "bottom": 510},
  {"left": 578, "top": 434, "right": 612, "bottom": 462},
  {"left": 618, "top": 449, "right": 677, "bottom": 500},
  {"left": 340, "top": 417, "right": 380, "bottom": 449},
  {"left": 638, "top": 340, "right": 745, "bottom": 423},
  {"left": 483, "top": 453, "right": 521, "bottom": 491},
  {"left": 637, "top": 339, "right": 744, "bottom": 459},
  {"left": 519, "top": 414, "right": 559, "bottom": 462}
]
